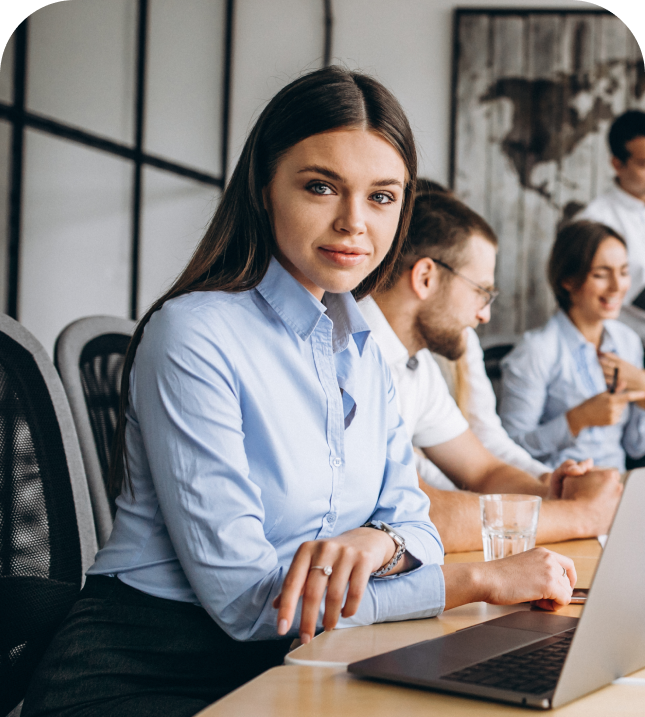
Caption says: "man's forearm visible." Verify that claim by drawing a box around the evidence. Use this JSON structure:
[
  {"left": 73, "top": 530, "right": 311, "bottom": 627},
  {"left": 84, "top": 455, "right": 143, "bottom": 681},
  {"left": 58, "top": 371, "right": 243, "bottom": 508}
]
[
  {"left": 418, "top": 481, "right": 483, "bottom": 553},
  {"left": 536, "top": 499, "right": 595, "bottom": 544},
  {"left": 419, "top": 478, "right": 599, "bottom": 555},
  {"left": 476, "top": 462, "right": 549, "bottom": 498}
]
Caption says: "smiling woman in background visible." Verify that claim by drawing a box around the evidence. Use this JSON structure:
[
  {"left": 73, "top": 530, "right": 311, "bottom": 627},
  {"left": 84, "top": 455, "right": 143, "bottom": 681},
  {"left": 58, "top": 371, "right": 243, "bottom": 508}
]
[
  {"left": 501, "top": 220, "right": 645, "bottom": 472},
  {"left": 22, "top": 67, "right": 576, "bottom": 717}
]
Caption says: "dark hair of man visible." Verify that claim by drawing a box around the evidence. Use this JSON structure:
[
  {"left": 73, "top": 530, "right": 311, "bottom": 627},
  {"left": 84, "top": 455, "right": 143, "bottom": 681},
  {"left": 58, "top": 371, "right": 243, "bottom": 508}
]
[
  {"left": 609, "top": 110, "right": 645, "bottom": 163},
  {"left": 109, "top": 65, "right": 418, "bottom": 497},
  {"left": 386, "top": 191, "right": 497, "bottom": 287},
  {"left": 548, "top": 220, "right": 626, "bottom": 312}
]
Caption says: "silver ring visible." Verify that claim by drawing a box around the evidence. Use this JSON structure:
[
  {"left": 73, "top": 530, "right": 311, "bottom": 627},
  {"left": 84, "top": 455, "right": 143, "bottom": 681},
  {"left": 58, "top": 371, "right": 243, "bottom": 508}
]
[
  {"left": 562, "top": 566, "right": 567, "bottom": 577},
  {"left": 310, "top": 565, "right": 332, "bottom": 577}
]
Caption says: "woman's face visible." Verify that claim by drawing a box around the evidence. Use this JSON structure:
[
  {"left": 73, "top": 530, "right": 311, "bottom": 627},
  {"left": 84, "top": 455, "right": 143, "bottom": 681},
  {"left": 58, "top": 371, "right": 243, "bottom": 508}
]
[
  {"left": 566, "top": 236, "right": 630, "bottom": 322},
  {"left": 266, "top": 128, "right": 407, "bottom": 300}
]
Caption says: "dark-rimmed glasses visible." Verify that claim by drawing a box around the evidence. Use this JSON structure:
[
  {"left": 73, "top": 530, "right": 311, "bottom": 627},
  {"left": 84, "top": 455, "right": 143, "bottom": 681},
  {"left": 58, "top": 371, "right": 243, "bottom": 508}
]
[{"left": 412, "top": 257, "right": 499, "bottom": 308}]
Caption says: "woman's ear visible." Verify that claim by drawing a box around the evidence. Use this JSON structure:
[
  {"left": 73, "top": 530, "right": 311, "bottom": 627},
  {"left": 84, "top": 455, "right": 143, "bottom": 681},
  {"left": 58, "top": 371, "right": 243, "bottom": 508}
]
[{"left": 410, "top": 258, "right": 437, "bottom": 301}]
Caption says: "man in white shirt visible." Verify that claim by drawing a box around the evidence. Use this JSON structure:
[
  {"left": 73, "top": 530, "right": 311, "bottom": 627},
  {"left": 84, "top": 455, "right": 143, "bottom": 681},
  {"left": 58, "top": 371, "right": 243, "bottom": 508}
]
[
  {"left": 577, "top": 111, "right": 645, "bottom": 336},
  {"left": 362, "top": 191, "right": 622, "bottom": 552}
]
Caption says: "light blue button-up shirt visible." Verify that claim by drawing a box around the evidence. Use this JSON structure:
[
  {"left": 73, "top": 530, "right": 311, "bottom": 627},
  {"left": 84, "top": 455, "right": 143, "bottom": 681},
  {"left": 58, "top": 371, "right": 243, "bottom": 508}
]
[
  {"left": 500, "top": 310, "right": 645, "bottom": 471},
  {"left": 89, "top": 258, "right": 445, "bottom": 640}
]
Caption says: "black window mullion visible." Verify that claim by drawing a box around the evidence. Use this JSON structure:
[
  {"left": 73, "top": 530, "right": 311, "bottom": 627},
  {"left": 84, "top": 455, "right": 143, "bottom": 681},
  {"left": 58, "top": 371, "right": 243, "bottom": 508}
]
[
  {"left": 130, "top": 0, "right": 149, "bottom": 321},
  {"left": 221, "top": 0, "right": 235, "bottom": 186},
  {"left": 323, "top": 0, "right": 333, "bottom": 67},
  {"left": 7, "top": 20, "right": 28, "bottom": 320}
]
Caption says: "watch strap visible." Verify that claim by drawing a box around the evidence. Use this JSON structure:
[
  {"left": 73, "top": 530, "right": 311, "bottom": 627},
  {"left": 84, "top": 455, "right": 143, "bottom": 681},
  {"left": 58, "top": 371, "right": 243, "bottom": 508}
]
[{"left": 362, "top": 520, "right": 406, "bottom": 577}]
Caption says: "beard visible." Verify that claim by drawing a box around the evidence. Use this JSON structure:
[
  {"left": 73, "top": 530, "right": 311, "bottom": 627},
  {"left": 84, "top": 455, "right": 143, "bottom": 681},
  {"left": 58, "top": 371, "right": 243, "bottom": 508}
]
[{"left": 414, "top": 302, "right": 468, "bottom": 361}]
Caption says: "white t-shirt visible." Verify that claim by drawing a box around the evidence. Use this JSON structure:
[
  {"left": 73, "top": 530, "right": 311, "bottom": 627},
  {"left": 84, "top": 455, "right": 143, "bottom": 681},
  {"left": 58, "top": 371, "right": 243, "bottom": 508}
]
[
  {"left": 359, "top": 297, "right": 468, "bottom": 490},
  {"left": 577, "top": 182, "right": 645, "bottom": 306},
  {"left": 434, "top": 328, "right": 548, "bottom": 479}
]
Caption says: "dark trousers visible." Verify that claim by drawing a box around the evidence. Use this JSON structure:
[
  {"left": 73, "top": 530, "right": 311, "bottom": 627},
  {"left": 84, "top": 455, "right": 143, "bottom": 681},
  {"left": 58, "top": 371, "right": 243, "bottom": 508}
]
[{"left": 21, "top": 575, "right": 292, "bottom": 717}]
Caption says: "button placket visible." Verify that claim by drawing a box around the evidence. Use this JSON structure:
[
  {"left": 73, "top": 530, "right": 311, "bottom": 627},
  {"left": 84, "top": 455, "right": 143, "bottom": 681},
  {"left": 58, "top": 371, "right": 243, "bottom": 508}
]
[{"left": 311, "top": 317, "right": 345, "bottom": 533}]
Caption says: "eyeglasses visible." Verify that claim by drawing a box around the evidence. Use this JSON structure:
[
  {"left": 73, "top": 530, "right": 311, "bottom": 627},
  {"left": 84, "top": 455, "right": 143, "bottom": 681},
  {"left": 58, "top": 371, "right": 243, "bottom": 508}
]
[{"left": 413, "top": 257, "right": 499, "bottom": 308}]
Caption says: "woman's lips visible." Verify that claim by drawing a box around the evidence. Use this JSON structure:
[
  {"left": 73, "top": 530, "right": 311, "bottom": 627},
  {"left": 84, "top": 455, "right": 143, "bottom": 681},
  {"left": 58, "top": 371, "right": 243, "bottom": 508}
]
[{"left": 318, "top": 246, "right": 369, "bottom": 267}]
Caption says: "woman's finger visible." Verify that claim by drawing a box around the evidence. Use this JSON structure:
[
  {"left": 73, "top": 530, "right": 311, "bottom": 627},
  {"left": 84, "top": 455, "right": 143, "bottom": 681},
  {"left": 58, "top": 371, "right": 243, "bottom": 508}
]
[
  {"left": 276, "top": 545, "right": 315, "bottom": 635},
  {"left": 322, "top": 554, "right": 356, "bottom": 631},
  {"left": 300, "top": 557, "right": 336, "bottom": 642},
  {"left": 341, "top": 559, "right": 373, "bottom": 619}
]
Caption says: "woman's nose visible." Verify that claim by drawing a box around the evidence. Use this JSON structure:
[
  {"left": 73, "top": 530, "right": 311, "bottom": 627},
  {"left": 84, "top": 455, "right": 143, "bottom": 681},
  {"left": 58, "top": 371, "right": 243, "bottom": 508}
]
[{"left": 334, "top": 196, "right": 366, "bottom": 235}]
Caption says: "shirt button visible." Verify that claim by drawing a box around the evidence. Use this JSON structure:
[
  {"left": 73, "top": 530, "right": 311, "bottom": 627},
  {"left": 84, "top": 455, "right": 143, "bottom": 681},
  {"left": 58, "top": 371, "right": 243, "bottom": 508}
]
[
  {"left": 326, "top": 512, "right": 337, "bottom": 523},
  {"left": 332, "top": 458, "right": 342, "bottom": 467}
]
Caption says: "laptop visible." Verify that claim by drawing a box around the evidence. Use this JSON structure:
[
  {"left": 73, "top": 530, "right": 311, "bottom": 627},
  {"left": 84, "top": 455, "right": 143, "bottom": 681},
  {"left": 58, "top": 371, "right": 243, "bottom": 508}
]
[{"left": 348, "top": 469, "right": 645, "bottom": 709}]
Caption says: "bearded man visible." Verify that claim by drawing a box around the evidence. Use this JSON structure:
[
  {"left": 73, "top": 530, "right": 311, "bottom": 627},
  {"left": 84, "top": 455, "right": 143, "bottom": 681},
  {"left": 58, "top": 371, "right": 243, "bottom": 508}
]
[{"left": 360, "top": 191, "right": 622, "bottom": 552}]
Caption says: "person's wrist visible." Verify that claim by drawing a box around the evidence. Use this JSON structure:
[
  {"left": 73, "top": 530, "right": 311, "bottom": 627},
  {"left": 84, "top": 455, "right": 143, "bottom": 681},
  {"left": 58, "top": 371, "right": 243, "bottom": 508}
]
[
  {"left": 566, "top": 406, "right": 583, "bottom": 436},
  {"left": 558, "top": 499, "right": 592, "bottom": 538},
  {"left": 464, "top": 562, "right": 487, "bottom": 603},
  {"left": 359, "top": 525, "right": 396, "bottom": 572}
]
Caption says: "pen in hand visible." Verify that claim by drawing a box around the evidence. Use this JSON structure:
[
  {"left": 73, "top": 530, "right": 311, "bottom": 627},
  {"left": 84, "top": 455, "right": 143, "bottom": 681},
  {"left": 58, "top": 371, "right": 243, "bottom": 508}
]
[{"left": 609, "top": 367, "right": 619, "bottom": 394}]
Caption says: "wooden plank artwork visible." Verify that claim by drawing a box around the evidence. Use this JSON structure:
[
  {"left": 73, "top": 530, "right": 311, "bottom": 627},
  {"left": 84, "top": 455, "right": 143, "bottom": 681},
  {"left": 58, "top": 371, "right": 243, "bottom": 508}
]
[{"left": 452, "top": 11, "right": 645, "bottom": 341}]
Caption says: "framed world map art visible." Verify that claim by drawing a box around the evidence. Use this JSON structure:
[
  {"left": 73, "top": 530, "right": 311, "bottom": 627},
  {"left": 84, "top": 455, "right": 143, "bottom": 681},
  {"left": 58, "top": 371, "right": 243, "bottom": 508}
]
[{"left": 451, "top": 8, "right": 645, "bottom": 340}]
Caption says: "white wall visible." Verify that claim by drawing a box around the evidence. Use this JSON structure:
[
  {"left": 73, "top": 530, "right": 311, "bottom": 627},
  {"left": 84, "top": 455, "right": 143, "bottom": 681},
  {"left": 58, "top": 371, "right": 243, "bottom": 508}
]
[
  {"left": 0, "top": 0, "right": 637, "bottom": 353},
  {"left": 228, "top": 0, "right": 601, "bottom": 183}
]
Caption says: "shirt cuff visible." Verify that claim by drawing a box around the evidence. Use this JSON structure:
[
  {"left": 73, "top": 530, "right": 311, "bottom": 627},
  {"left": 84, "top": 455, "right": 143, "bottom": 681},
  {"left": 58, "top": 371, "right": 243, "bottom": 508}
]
[{"left": 336, "top": 562, "right": 446, "bottom": 629}]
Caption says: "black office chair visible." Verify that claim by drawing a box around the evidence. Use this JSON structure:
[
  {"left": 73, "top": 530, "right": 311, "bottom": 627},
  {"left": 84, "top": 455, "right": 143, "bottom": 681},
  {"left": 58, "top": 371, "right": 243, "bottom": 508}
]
[
  {"left": 0, "top": 314, "right": 97, "bottom": 717},
  {"left": 54, "top": 317, "right": 135, "bottom": 548},
  {"left": 482, "top": 342, "right": 515, "bottom": 406}
]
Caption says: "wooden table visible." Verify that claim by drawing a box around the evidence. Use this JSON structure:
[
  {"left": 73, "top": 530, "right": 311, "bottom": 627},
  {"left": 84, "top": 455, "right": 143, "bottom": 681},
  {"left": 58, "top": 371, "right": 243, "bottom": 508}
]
[{"left": 198, "top": 539, "right": 645, "bottom": 715}]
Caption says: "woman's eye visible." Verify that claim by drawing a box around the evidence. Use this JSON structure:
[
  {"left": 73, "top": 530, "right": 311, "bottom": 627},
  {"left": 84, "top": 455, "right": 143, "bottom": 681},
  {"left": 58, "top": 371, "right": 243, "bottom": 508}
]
[
  {"left": 371, "top": 192, "right": 394, "bottom": 205},
  {"left": 308, "top": 182, "right": 333, "bottom": 195}
]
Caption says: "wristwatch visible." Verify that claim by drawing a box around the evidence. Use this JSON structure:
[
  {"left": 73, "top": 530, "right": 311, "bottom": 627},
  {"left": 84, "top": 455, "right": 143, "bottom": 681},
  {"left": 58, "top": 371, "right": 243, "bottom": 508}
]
[{"left": 361, "top": 520, "right": 406, "bottom": 577}]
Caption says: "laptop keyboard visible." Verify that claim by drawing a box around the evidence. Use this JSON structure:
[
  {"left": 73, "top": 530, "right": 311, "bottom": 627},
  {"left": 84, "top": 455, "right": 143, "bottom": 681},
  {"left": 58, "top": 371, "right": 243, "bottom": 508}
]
[{"left": 442, "top": 629, "right": 575, "bottom": 695}]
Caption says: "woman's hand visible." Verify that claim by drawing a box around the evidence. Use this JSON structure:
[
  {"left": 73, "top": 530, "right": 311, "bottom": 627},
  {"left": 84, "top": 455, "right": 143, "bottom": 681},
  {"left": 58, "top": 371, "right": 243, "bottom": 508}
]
[
  {"left": 442, "top": 548, "right": 576, "bottom": 612},
  {"left": 599, "top": 352, "right": 645, "bottom": 409},
  {"left": 566, "top": 385, "right": 645, "bottom": 436},
  {"left": 599, "top": 351, "right": 645, "bottom": 391},
  {"left": 273, "top": 527, "right": 402, "bottom": 643}
]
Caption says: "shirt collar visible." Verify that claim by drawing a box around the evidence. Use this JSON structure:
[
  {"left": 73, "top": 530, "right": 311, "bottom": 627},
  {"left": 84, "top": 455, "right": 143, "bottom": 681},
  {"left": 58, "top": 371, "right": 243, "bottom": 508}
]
[
  {"left": 553, "top": 309, "right": 617, "bottom": 354},
  {"left": 608, "top": 179, "right": 645, "bottom": 212},
  {"left": 358, "top": 295, "right": 410, "bottom": 366},
  {"left": 256, "top": 257, "right": 371, "bottom": 355}
]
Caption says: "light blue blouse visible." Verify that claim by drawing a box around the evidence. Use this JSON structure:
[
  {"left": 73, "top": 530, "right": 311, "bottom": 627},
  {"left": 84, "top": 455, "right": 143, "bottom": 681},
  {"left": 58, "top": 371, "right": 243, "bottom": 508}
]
[
  {"left": 500, "top": 310, "right": 645, "bottom": 471},
  {"left": 89, "top": 258, "right": 445, "bottom": 640}
]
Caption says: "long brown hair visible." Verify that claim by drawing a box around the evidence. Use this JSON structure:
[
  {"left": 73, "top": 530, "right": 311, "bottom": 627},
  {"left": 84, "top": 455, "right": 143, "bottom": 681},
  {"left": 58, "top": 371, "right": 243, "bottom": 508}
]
[{"left": 110, "top": 65, "right": 418, "bottom": 497}]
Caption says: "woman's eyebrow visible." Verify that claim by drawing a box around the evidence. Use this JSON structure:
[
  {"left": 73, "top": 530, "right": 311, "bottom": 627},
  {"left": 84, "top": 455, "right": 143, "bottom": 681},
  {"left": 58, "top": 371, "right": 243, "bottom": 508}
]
[
  {"left": 297, "top": 165, "right": 343, "bottom": 181},
  {"left": 297, "top": 165, "right": 403, "bottom": 188}
]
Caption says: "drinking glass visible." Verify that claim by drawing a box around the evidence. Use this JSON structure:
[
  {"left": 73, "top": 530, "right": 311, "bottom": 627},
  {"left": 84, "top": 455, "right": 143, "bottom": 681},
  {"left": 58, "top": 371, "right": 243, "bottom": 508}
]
[{"left": 479, "top": 494, "right": 541, "bottom": 561}]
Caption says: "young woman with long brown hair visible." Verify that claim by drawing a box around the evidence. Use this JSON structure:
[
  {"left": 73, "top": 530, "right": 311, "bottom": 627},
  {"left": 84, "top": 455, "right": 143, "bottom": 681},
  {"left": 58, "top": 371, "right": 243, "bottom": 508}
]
[{"left": 23, "top": 67, "right": 575, "bottom": 717}]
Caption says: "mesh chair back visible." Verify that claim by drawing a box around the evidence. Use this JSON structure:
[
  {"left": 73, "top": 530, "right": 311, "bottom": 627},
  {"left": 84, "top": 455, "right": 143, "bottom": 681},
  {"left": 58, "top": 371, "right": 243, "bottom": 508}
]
[
  {"left": 0, "top": 314, "right": 96, "bottom": 716},
  {"left": 55, "top": 317, "right": 135, "bottom": 548}
]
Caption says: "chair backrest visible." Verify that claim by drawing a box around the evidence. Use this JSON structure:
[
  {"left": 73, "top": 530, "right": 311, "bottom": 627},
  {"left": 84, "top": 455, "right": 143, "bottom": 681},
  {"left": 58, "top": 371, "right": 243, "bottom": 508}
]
[
  {"left": 54, "top": 316, "right": 135, "bottom": 548},
  {"left": 482, "top": 342, "right": 515, "bottom": 406},
  {"left": 0, "top": 314, "right": 97, "bottom": 716}
]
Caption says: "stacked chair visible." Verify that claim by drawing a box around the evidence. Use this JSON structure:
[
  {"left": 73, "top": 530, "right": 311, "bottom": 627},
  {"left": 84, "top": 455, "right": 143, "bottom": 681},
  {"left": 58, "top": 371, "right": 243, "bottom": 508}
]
[
  {"left": 0, "top": 315, "right": 97, "bottom": 716},
  {"left": 54, "top": 317, "right": 135, "bottom": 548}
]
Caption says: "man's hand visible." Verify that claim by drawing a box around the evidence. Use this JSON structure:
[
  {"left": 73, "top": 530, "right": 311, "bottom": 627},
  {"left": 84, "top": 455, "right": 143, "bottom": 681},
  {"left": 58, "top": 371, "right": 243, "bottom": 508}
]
[
  {"left": 546, "top": 458, "right": 594, "bottom": 499},
  {"left": 442, "top": 548, "right": 576, "bottom": 612},
  {"left": 566, "top": 385, "right": 645, "bottom": 436},
  {"left": 560, "top": 468, "right": 623, "bottom": 536}
]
